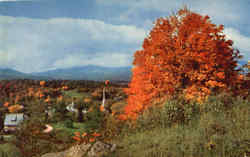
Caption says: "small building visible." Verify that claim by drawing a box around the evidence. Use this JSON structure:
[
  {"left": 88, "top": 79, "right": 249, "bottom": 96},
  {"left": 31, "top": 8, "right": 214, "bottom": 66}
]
[
  {"left": 66, "top": 102, "right": 78, "bottom": 113},
  {"left": 66, "top": 102, "right": 88, "bottom": 113},
  {"left": 4, "top": 113, "right": 24, "bottom": 133}
]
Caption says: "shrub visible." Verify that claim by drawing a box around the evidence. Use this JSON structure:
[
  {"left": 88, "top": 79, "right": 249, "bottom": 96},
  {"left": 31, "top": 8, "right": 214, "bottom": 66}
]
[
  {"left": 13, "top": 116, "right": 73, "bottom": 157},
  {"left": 64, "top": 119, "right": 74, "bottom": 128},
  {"left": 0, "top": 143, "right": 22, "bottom": 157},
  {"left": 135, "top": 96, "right": 200, "bottom": 131},
  {"left": 85, "top": 104, "right": 105, "bottom": 132}
]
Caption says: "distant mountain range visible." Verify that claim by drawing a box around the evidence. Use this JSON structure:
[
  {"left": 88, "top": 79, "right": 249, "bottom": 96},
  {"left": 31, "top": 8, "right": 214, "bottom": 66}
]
[
  {"left": 0, "top": 65, "right": 132, "bottom": 81},
  {"left": 0, "top": 60, "right": 248, "bottom": 81},
  {"left": 238, "top": 60, "right": 248, "bottom": 66},
  {"left": 0, "top": 68, "right": 50, "bottom": 80}
]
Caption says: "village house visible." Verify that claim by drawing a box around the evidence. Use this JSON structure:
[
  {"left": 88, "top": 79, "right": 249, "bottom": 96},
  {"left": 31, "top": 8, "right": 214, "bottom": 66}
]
[
  {"left": 4, "top": 113, "right": 24, "bottom": 133},
  {"left": 66, "top": 101, "right": 88, "bottom": 113}
]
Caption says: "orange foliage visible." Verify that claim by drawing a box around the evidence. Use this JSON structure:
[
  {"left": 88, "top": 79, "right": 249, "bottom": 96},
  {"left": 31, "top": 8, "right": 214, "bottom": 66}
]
[
  {"left": 92, "top": 132, "right": 101, "bottom": 137},
  {"left": 84, "top": 98, "right": 92, "bottom": 103},
  {"left": 57, "top": 95, "right": 63, "bottom": 102},
  {"left": 72, "top": 131, "right": 101, "bottom": 144},
  {"left": 45, "top": 96, "right": 51, "bottom": 103},
  {"left": 74, "top": 131, "right": 81, "bottom": 137},
  {"left": 3, "top": 102, "right": 9, "bottom": 107},
  {"left": 28, "top": 88, "right": 34, "bottom": 97},
  {"left": 123, "top": 8, "right": 242, "bottom": 120},
  {"left": 82, "top": 132, "right": 87, "bottom": 137},
  {"left": 89, "top": 138, "right": 95, "bottom": 143},
  {"left": 100, "top": 105, "right": 105, "bottom": 112},
  {"left": 8, "top": 104, "right": 24, "bottom": 113},
  {"left": 216, "top": 72, "right": 225, "bottom": 79},
  {"left": 39, "top": 93, "right": 45, "bottom": 98},
  {"left": 40, "top": 81, "right": 46, "bottom": 86},
  {"left": 88, "top": 107, "right": 94, "bottom": 112},
  {"left": 72, "top": 136, "right": 81, "bottom": 141}
]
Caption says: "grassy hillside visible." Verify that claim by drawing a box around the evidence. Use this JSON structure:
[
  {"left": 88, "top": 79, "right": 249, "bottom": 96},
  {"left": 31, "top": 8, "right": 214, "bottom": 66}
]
[{"left": 108, "top": 93, "right": 250, "bottom": 157}]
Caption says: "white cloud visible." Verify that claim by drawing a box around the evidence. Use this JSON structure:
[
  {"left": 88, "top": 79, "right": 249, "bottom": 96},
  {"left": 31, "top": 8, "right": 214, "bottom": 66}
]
[
  {"left": 224, "top": 27, "right": 250, "bottom": 60},
  {"left": 0, "top": 50, "right": 8, "bottom": 64},
  {"left": 190, "top": 0, "right": 244, "bottom": 23},
  {"left": 96, "top": 0, "right": 246, "bottom": 25},
  {"left": 96, "top": 0, "right": 250, "bottom": 61},
  {"left": 1, "top": 10, "right": 248, "bottom": 74},
  {"left": 0, "top": 16, "right": 146, "bottom": 73},
  {"left": 52, "top": 52, "right": 133, "bottom": 69}
]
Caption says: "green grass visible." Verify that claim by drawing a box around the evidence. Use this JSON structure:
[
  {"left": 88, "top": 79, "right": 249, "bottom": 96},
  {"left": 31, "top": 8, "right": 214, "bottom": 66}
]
[
  {"left": 0, "top": 143, "right": 22, "bottom": 157},
  {"left": 52, "top": 122, "right": 87, "bottom": 136},
  {"left": 62, "top": 89, "right": 89, "bottom": 99},
  {"left": 109, "top": 94, "right": 250, "bottom": 157},
  {"left": 1, "top": 135, "right": 15, "bottom": 143}
]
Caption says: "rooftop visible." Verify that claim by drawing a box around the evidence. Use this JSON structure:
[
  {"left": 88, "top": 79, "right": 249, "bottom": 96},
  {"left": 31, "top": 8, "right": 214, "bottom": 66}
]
[{"left": 4, "top": 113, "right": 24, "bottom": 126}]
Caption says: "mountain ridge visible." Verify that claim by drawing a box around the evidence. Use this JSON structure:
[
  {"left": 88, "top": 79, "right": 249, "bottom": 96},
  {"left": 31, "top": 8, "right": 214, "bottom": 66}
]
[
  {"left": 0, "top": 60, "right": 248, "bottom": 81},
  {"left": 0, "top": 65, "right": 132, "bottom": 81}
]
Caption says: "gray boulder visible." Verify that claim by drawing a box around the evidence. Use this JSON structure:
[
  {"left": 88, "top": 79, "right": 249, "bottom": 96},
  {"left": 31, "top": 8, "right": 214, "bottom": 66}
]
[
  {"left": 41, "top": 141, "right": 116, "bottom": 157},
  {"left": 88, "top": 141, "right": 116, "bottom": 157}
]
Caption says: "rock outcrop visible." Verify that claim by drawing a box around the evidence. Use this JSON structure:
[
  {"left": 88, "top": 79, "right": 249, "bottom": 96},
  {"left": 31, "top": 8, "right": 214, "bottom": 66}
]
[
  {"left": 41, "top": 141, "right": 116, "bottom": 157},
  {"left": 87, "top": 141, "right": 116, "bottom": 157}
]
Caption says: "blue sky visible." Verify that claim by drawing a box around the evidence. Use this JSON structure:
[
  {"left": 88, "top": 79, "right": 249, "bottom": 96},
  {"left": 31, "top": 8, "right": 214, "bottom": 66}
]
[{"left": 0, "top": 0, "right": 249, "bottom": 73}]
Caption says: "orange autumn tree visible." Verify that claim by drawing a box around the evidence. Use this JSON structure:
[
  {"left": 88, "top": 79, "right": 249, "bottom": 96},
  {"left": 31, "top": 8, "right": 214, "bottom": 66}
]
[{"left": 122, "top": 8, "right": 242, "bottom": 120}]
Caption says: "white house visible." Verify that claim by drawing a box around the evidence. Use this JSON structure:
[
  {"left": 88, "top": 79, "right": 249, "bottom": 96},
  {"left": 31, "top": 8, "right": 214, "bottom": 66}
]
[
  {"left": 4, "top": 113, "right": 24, "bottom": 132},
  {"left": 66, "top": 102, "right": 87, "bottom": 113}
]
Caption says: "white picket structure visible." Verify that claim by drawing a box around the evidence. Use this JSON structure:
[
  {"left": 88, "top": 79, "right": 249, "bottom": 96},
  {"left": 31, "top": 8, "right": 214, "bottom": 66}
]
[{"left": 101, "top": 87, "right": 106, "bottom": 111}]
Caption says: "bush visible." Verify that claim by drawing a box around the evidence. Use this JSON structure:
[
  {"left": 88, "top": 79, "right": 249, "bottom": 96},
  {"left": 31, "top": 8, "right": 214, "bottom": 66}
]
[
  {"left": 0, "top": 143, "right": 22, "bottom": 157},
  {"left": 64, "top": 119, "right": 74, "bottom": 128},
  {"left": 51, "top": 101, "right": 68, "bottom": 122},
  {"left": 13, "top": 117, "right": 74, "bottom": 157},
  {"left": 53, "top": 129, "right": 74, "bottom": 145},
  {"left": 135, "top": 96, "right": 200, "bottom": 131},
  {"left": 85, "top": 104, "right": 105, "bottom": 132},
  {"left": 202, "top": 92, "right": 240, "bottom": 113}
]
